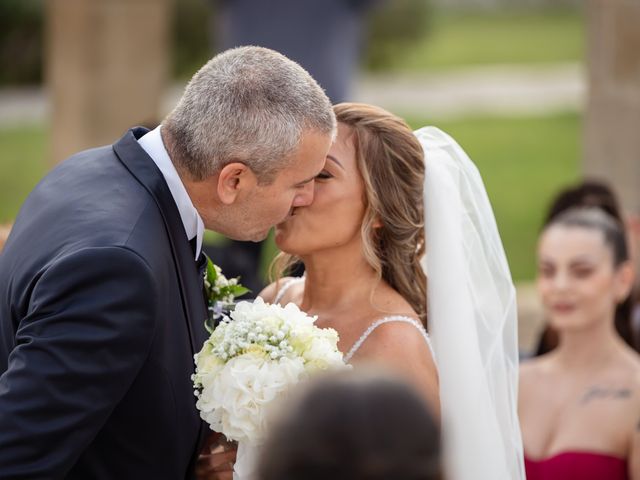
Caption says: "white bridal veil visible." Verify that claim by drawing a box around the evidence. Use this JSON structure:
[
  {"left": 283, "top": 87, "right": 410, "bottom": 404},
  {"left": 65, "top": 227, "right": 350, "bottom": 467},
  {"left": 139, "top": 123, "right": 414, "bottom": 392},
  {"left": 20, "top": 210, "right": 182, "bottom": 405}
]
[{"left": 416, "top": 127, "right": 525, "bottom": 480}]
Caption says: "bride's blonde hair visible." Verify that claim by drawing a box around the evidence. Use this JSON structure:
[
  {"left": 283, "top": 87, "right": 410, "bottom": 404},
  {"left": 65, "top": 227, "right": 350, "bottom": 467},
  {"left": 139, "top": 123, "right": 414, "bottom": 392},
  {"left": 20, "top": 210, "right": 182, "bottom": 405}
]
[{"left": 272, "top": 103, "right": 427, "bottom": 325}]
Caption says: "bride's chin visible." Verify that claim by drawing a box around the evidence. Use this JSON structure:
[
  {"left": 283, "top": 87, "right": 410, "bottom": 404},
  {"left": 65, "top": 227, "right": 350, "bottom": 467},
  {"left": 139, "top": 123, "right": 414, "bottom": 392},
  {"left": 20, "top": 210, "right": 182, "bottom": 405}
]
[
  {"left": 274, "top": 231, "right": 292, "bottom": 250},
  {"left": 274, "top": 234, "right": 303, "bottom": 255}
]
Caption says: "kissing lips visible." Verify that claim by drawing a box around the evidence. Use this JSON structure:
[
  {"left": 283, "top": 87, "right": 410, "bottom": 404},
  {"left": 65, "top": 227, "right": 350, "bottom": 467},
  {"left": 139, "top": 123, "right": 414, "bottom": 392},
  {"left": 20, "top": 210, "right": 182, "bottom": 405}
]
[
  {"left": 286, "top": 207, "right": 300, "bottom": 220},
  {"left": 277, "top": 208, "right": 297, "bottom": 227}
]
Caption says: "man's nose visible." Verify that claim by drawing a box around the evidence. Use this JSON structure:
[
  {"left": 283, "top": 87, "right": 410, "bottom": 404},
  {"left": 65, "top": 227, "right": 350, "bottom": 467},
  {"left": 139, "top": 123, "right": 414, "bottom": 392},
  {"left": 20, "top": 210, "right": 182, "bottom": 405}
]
[{"left": 293, "top": 181, "right": 315, "bottom": 207}]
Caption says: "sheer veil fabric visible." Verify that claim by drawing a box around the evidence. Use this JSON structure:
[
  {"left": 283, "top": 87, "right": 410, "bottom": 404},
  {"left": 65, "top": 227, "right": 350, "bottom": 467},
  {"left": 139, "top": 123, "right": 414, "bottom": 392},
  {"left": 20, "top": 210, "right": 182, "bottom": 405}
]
[{"left": 416, "top": 127, "right": 525, "bottom": 480}]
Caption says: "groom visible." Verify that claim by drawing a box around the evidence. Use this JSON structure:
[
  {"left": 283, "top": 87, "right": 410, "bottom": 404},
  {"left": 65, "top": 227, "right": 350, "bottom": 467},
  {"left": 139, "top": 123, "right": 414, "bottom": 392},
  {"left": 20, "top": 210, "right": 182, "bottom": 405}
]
[{"left": 0, "top": 46, "right": 335, "bottom": 479}]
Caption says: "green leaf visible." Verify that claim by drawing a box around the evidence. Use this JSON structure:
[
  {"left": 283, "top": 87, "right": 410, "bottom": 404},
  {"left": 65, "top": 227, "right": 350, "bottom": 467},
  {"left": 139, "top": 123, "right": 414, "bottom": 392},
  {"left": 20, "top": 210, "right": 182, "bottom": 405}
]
[
  {"left": 204, "top": 314, "right": 215, "bottom": 334},
  {"left": 228, "top": 285, "right": 250, "bottom": 297},
  {"left": 206, "top": 257, "right": 218, "bottom": 282}
]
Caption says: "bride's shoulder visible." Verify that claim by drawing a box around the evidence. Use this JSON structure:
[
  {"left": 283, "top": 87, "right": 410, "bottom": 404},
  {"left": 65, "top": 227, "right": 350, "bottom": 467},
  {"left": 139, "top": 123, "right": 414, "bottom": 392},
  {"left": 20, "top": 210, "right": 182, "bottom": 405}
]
[
  {"left": 258, "top": 277, "right": 302, "bottom": 304},
  {"left": 355, "top": 315, "right": 431, "bottom": 364},
  {"left": 258, "top": 278, "right": 292, "bottom": 303},
  {"left": 352, "top": 314, "right": 438, "bottom": 411}
]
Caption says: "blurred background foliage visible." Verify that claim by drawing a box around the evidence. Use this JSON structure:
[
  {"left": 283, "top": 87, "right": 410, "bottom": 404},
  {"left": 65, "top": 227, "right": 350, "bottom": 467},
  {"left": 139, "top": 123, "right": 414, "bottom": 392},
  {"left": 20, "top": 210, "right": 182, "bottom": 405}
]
[
  {"left": 364, "top": 0, "right": 433, "bottom": 71},
  {"left": 0, "top": 0, "right": 44, "bottom": 85},
  {"left": 0, "top": 0, "right": 582, "bottom": 85}
]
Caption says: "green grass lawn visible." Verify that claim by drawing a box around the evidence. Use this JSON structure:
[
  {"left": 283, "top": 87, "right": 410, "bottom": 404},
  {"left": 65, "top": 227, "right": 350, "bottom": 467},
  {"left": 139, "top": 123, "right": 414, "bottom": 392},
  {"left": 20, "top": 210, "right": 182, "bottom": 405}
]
[
  {"left": 388, "top": 9, "right": 584, "bottom": 71},
  {"left": 0, "top": 124, "right": 47, "bottom": 223},
  {"left": 405, "top": 112, "right": 581, "bottom": 281},
  {"left": 0, "top": 112, "right": 580, "bottom": 281}
]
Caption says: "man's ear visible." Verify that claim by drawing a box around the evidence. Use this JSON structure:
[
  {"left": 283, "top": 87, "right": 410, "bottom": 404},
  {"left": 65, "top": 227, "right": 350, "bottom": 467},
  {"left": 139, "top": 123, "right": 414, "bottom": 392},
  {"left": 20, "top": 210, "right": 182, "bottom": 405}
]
[{"left": 216, "top": 162, "right": 258, "bottom": 205}]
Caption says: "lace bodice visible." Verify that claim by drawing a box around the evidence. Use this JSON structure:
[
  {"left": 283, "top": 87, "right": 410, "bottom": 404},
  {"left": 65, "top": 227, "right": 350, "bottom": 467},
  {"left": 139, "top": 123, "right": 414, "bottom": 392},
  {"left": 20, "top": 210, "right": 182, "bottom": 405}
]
[{"left": 272, "top": 277, "right": 433, "bottom": 363}]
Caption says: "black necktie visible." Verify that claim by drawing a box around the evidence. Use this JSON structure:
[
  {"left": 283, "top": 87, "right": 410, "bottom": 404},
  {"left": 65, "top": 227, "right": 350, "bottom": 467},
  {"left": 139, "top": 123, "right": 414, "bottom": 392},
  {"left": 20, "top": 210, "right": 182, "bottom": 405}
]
[
  {"left": 188, "top": 236, "right": 198, "bottom": 258},
  {"left": 190, "top": 238, "right": 209, "bottom": 314},
  {"left": 189, "top": 236, "right": 207, "bottom": 287}
]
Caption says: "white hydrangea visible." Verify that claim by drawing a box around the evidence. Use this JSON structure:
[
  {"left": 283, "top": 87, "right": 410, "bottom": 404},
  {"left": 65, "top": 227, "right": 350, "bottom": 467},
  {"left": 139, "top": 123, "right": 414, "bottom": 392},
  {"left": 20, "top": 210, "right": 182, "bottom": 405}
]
[{"left": 193, "top": 297, "right": 348, "bottom": 444}]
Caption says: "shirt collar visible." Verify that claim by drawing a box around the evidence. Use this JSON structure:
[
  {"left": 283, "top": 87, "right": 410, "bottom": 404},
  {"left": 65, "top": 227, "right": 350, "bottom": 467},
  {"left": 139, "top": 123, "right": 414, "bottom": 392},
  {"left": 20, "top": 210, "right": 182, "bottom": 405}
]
[{"left": 137, "top": 126, "right": 204, "bottom": 260}]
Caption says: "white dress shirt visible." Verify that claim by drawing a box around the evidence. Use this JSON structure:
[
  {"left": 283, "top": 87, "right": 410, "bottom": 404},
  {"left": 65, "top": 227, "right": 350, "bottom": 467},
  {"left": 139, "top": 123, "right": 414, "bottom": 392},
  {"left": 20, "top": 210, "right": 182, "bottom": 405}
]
[{"left": 138, "top": 126, "right": 204, "bottom": 260}]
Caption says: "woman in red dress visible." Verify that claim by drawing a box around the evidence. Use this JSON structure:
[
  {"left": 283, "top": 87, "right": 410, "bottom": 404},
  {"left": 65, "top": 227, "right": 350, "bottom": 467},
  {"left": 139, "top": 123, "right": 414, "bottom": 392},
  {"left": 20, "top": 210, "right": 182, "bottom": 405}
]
[{"left": 519, "top": 207, "right": 640, "bottom": 480}]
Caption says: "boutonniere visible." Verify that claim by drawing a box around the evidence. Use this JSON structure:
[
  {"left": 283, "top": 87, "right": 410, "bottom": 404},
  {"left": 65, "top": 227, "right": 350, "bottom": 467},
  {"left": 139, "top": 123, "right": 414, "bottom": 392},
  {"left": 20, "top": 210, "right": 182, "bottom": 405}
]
[{"left": 204, "top": 257, "right": 250, "bottom": 333}]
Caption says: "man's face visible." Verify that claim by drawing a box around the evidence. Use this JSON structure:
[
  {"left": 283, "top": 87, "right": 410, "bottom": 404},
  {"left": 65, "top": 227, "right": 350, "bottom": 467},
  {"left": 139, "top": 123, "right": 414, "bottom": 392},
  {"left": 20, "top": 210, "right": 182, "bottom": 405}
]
[{"left": 220, "top": 129, "right": 333, "bottom": 242}]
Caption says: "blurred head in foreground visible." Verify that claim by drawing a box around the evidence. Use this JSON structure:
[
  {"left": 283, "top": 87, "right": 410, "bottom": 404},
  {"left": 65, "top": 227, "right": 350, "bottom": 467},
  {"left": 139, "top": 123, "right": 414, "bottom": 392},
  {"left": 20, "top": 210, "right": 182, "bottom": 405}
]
[{"left": 258, "top": 370, "right": 442, "bottom": 480}]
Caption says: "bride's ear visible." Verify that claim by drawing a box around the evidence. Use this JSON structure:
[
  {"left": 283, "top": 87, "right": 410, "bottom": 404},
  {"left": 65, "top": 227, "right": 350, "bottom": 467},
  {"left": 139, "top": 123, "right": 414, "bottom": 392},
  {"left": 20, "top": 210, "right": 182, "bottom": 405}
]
[
  {"left": 372, "top": 216, "right": 384, "bottom": 229},
  {"left": 217, "top": 162, "right": 258, "bottom": 205}
]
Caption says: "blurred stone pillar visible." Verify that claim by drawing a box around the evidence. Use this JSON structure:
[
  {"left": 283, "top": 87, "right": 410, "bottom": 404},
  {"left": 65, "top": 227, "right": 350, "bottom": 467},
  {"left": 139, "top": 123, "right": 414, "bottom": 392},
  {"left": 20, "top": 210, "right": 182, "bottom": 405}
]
[
  {"left": 46, "top": 0, "right": 171, "bottom": 165},
  {"left": 584, "top": 0, "right": 640, "bottom": 214}
]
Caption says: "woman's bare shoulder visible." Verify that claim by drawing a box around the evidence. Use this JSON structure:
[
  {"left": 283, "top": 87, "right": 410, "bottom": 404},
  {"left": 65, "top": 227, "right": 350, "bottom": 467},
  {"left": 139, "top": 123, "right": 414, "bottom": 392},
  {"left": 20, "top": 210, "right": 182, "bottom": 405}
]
[
  {"left": 374, "top": 282, "right": 420, "bottom": 318},
  {"left": 355, "top": 316, "right": 431, "bottom": 364},
  {"left": 258, "top": 277, "right": 292, "bottom": 303},
  {"left": 258, "top": 277, "right": 303, "bottom": 304},
  {"left": 354, "top": 282, "right": 426, "bottom": 360},
  {"left": 618, "top": 347, "right": 640, "bottom": 392},
  {"left": 352, "top": 315, "right": 439, "bottom": 414},
  {"left": 519, "top": 354, "right": 555, "bottom": 387}
]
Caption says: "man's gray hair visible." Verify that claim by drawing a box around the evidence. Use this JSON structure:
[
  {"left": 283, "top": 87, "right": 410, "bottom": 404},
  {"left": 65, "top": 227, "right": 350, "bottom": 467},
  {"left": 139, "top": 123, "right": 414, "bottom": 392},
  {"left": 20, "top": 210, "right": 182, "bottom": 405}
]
[{"left": 163, "top": 46, "right": 336, "bottom": 182}]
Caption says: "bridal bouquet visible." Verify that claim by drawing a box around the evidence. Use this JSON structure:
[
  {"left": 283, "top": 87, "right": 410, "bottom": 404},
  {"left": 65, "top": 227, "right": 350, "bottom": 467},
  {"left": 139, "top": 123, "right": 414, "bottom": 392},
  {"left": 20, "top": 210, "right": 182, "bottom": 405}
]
[{"left": 193, "top": 297, "right": 347, "bottom": 479}]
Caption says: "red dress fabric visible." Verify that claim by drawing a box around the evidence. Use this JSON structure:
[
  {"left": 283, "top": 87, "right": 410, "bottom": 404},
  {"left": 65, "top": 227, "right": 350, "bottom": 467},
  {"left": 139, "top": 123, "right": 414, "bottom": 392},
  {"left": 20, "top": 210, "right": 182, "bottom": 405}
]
[{"left": 525, "top": 451, "right": 628, "bottom": 480}]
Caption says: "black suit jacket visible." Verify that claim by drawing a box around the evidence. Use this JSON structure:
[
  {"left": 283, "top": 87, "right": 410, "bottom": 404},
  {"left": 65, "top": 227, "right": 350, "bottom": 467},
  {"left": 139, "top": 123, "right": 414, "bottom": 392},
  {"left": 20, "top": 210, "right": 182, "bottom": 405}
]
[{"left": 0, "top": 128, "right": 210, "bottom": 479}]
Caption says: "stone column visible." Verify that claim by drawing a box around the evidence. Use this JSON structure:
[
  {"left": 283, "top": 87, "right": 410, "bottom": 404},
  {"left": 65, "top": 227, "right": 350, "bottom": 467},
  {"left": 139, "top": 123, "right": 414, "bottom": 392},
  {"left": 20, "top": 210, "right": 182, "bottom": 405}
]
[
  {"left": 46, "top": 0, "right": 171, "bottom": 165},
  {"left": 584, "top": 0, "right": 640, "bottom": 215}
]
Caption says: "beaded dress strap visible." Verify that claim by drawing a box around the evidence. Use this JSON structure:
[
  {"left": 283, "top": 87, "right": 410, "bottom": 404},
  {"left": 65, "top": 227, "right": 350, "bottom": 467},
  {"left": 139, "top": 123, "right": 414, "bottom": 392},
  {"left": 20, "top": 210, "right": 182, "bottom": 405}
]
[
  {"left": 344, "top": 316, "right": 433, "bottom": 363},
  {"left": 273, "top": 277, "right": 305, "bottom": 305}
]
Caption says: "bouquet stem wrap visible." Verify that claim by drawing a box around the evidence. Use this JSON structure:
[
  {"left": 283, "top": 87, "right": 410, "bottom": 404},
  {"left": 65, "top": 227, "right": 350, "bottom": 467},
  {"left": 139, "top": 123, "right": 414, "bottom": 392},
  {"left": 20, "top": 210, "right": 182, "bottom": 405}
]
[{"left": 233, "top": 442, "right": 261, "bottom": 480}]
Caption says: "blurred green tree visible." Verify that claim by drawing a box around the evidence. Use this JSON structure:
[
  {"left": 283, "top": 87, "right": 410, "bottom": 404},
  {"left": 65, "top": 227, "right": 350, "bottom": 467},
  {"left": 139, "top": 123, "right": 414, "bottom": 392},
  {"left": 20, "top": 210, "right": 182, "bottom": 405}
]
[
  {"left": 364, "top": 0, "right": 432, "bottom": 71},
  {"left": 0, "top": 0, "right": 43, "bottom": 85}
]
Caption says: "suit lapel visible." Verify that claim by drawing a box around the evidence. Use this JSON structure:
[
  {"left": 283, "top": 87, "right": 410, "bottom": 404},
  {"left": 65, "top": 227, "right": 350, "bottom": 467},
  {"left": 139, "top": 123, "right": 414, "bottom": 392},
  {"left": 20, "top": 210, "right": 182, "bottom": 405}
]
[{"left": 112, "top": 128, "right": 208, "bottom": 354}]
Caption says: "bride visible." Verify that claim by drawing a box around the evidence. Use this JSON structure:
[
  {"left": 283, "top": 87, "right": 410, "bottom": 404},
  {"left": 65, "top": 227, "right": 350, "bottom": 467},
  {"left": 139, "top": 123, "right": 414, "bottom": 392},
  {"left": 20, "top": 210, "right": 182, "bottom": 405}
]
[
  {"left": 261, "top": 102, "right": 525, "bottom": 479},
  {"left": 261, "top": 103, "right": 439, "bottom": 412}
]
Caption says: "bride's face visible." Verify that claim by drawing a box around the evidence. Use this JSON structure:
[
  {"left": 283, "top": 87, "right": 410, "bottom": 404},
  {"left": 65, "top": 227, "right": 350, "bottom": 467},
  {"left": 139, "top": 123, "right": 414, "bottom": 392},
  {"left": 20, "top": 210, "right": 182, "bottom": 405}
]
[{"left": 274, "top": 123, "right": 367, "bottom": 256}]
